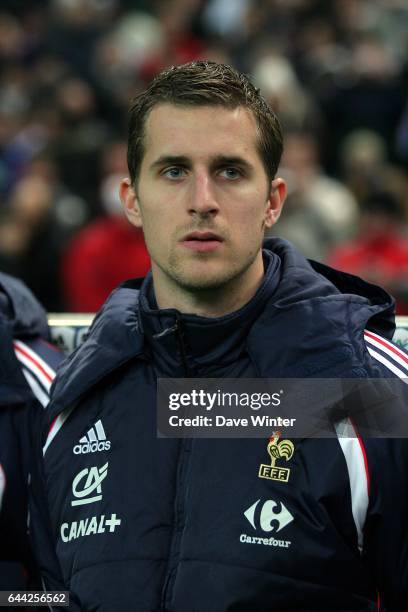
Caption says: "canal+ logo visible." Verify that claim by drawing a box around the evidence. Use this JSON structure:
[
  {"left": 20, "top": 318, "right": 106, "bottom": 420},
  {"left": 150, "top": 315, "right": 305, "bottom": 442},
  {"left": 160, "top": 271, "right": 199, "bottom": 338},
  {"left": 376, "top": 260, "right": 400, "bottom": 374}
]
[{"left": 73, "top": 420, "right": 111, "bottom": 455}]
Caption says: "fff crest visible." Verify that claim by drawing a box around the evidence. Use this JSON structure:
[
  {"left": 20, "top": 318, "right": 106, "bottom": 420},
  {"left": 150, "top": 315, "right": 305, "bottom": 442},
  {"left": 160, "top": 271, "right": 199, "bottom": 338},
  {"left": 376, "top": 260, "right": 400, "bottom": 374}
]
[{"left": 259, "top": 432, "right": 295, "bottom": 483}]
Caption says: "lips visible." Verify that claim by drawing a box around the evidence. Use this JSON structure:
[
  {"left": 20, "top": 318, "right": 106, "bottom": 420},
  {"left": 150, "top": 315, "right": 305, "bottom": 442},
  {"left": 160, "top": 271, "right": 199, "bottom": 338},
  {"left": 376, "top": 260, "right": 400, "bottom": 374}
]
[
  {"left": 182, "top": 231, "right": 223, "bottom": 242},
  {"left": 180, "top": 231, "right": 224, "bottom": 253}
]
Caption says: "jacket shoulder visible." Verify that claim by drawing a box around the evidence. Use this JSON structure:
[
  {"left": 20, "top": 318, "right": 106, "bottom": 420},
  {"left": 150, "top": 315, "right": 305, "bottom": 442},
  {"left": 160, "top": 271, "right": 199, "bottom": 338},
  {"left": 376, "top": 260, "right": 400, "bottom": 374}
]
[
  {"left": 363, "top": 329, "right": 408, "bottom": 378},
  {"left": 47, "top": 282, "right": 145, "bottom": 420}
]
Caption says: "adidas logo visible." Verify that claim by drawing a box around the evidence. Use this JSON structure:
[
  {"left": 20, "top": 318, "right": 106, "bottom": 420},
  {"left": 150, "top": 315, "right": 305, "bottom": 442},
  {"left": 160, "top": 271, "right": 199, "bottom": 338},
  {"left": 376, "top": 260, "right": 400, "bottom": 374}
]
[{"left": 73, "top": 420, "right": 111, "bottom": 455}]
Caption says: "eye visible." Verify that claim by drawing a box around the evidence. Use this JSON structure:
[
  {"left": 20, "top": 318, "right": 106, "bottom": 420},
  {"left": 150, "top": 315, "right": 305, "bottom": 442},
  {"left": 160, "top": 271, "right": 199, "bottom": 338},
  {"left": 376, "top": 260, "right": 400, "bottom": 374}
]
[
  {"left": 219, "top": 167, "right": 242, "bottom": 180},
  {"left": 162, "top": 167, "right": 187, "bottom": 180}
]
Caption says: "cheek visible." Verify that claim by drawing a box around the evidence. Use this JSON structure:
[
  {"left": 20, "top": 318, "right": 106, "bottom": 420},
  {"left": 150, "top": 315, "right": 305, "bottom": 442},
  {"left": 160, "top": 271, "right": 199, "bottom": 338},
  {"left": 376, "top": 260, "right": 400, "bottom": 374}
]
[
  {"left": 233, "top": 198, "right": 269, "bottom": 232},
  {"left": 235, "top": 185, "right": 268, "bottom": 213},
  {"left": 139, "top": 207, "right": 174, "bottom": 258}
]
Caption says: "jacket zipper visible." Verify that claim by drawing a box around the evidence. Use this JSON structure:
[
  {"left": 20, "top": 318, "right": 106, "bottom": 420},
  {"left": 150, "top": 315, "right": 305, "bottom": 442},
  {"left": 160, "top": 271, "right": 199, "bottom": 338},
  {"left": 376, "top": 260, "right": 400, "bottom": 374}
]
[{"left": 160, "top": 318, "right": 193, "bottom": 611}]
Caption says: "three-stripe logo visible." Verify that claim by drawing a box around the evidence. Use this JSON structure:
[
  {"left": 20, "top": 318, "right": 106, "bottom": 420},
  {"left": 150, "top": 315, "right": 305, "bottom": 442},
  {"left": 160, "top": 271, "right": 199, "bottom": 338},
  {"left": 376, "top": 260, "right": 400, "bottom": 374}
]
[{"left": 73, "top": 420, "right": 111, "bottom": 454}]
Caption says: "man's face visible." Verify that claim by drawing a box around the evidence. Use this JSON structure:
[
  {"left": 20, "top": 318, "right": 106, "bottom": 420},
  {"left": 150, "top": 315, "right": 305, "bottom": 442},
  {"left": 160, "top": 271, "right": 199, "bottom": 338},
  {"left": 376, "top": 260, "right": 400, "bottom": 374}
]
[{"left": 121, "top": 103, "right": 285, "bottom": 295}]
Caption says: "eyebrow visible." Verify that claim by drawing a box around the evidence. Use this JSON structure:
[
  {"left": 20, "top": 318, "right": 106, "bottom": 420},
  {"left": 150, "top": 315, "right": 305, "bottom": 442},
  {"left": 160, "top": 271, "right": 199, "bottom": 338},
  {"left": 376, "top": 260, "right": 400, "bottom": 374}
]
[
  {"left": 211, "top": 156, "right": 254, "bottom": 172},
  {"left": 150, "top": 154, "right": 254, "bottom": 172},
  {"left": 150, "top": 155, "right": 190, "bottom": 170}
]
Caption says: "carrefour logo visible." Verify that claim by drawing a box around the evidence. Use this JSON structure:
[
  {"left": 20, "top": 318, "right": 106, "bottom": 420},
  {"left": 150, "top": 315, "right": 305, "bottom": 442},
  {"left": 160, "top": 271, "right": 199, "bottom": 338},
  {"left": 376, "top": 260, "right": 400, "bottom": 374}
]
[
  {"left": 240, "top": 498, "right": 294, "bottom": 549},
  {"left": 244, "top": 498, "right": 294, "bottom": 533}
]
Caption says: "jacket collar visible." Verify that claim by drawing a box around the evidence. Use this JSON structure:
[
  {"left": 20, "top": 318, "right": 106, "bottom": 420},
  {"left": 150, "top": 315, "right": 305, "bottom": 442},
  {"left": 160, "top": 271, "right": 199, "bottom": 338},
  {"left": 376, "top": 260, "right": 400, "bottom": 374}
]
[
  {"left": 247, "top": 238, "right": 395, "bottom": 377},
  {"left": 48, "top": 238, "right": 395, "bottom": 417},
  {"left": 138, "top": 251, "right": 281, "bottom": 375},
  {"left": 48, "top": 283, "right": 146, "bottom": 419},
  {"left": 48, "top": 253, "right": 281, "bottom": 415}
]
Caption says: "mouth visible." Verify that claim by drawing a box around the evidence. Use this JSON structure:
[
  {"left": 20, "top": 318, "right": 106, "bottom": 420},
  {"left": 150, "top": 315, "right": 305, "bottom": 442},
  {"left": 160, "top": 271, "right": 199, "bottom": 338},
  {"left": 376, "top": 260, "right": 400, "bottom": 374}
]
[{"left": 180, "top": 231, "right": 224, "bottom": 253}]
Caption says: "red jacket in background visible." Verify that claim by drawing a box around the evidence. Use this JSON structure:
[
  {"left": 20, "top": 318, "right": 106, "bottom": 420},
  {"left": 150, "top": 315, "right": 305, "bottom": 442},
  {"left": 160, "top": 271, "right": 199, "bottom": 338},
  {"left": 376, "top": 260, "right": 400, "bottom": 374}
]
[{"left": 62, "top": 216, "right": 150, "bottom": 312}]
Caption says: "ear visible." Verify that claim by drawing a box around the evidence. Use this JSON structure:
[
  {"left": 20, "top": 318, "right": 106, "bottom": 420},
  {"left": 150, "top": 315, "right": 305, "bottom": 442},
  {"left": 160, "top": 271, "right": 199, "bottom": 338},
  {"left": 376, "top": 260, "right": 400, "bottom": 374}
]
[
  {"left": 264, "top": 178, "right": 287, "bottom": 229},
  {"left": 120, "top": 178, "right": 143, "bottom": 228}
]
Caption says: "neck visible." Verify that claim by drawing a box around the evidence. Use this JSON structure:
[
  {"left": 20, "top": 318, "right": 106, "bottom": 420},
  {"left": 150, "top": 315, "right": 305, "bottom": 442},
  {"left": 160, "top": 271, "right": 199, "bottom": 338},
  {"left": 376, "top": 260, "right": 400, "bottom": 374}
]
[{"left": 152, "top": 255, "right": 265, "bottom": 317}]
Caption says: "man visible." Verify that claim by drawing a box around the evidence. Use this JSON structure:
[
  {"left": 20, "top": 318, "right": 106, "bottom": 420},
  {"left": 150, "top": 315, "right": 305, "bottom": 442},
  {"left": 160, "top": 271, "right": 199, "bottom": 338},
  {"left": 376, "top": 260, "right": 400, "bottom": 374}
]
[
  {"left": 0, "top": 272, "right": 62, "bottom": 591},
  {"left": 33, "top": 62, "right": 408, "bottom": 611}
]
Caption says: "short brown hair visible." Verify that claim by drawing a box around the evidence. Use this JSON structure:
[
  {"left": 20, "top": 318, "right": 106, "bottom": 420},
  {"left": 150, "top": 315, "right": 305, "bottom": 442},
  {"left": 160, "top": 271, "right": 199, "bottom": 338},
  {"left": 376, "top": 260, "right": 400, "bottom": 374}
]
[{"left": 127, "top": 61, "right": 283, "bottom": 185}]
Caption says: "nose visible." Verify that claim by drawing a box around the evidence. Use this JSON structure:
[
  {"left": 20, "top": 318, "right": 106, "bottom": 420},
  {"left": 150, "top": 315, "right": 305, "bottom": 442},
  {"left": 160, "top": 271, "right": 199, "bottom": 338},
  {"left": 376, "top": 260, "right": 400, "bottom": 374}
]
[{"left": 189, "top": 171, "right": 219, "bottom": 217}]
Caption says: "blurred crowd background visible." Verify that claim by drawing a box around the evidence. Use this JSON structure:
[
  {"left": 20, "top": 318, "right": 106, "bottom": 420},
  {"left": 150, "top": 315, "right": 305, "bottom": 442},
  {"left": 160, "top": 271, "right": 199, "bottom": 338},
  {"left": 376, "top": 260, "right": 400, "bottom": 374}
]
[{"left": 0, "top": 0, "right": 407, "bottom": 313}]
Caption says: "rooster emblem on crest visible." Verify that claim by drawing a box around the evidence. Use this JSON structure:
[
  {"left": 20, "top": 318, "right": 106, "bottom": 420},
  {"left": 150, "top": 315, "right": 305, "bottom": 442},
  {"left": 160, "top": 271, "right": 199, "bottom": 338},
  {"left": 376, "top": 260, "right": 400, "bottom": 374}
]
[
  {"left": 267, "top": 432, "right": 294, "bottom": 463},
  {"left": 259, "top": 431, "right": 295, "bottom": 482}
]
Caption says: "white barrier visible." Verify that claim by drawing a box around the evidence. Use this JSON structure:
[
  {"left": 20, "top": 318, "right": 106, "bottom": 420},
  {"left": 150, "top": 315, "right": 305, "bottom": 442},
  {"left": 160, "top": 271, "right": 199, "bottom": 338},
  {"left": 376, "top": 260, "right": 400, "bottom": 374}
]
[{"left": 47, "top": 314, "right": 408, "bottom": 354}]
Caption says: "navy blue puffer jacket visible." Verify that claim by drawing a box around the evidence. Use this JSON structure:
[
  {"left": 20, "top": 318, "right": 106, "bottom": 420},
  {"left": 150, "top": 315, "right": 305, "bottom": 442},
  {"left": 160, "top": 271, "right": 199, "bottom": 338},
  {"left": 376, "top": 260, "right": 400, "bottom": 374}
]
[
  {"left": 0, "top": 272, "right": 62, "bottom": 589},
  {"left": 33, "top": 239, "right": 408, "bottom": 611}
]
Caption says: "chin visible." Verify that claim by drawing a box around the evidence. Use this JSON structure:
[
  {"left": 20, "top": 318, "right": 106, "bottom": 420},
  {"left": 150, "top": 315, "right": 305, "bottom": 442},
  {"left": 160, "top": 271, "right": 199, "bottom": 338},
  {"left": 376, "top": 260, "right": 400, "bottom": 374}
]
[
  {"left": 171, "top": 267, "right": 243, "bottom": 293},
  {"left": 177, "top": 277, "right": 226, "bottom": 292}
]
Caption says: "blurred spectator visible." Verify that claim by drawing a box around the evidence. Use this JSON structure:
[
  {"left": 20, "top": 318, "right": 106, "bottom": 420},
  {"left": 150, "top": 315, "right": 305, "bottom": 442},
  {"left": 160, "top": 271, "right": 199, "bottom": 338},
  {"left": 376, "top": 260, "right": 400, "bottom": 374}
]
[
  {"left": 315, "top": 33, "right": 406, "bottom": 171},
  {"left": 0, "top": 175, "right": 64, "bottom": 310},
  {"left": 340, "top": 129, "right": 408, "bottom": 220},
  {"left": 61, "top": 142, "right": 150, "bottom": 312},
  {"left": 252, "top": 52, "right": 321, "bottom": 131},
  {"left": 0, "top": 0, "right": 406, "bottom": 310},
  {"left": 92, "top": 10, "right": 166, "bottom": 110},
  {"left": 0, "top": 164, "right": 86, "bottom": 311},
  {"left": 396, "top": 100, "right": 408, "bottom": 165},
  {"left": 51, "top": 76, "right": 111, "bottom": 213},
  {"left": 201, "top": 0, "right": 251, "bottom": 41},
  {"left": 46, "top": 0, "right": 118, "bottom": 80},
  {"left": 271, "top": 130, "right": 358, "bottom": 261},
  {"left": 327, "top": 192, "right": 408, "bottom": 314}
]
